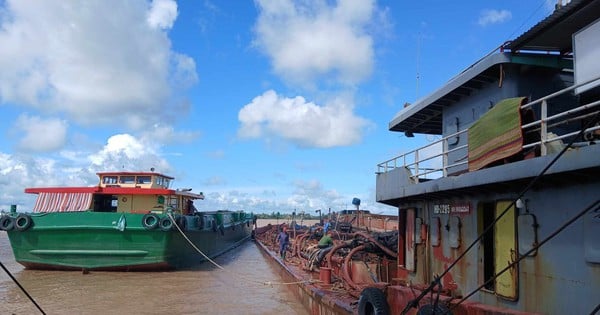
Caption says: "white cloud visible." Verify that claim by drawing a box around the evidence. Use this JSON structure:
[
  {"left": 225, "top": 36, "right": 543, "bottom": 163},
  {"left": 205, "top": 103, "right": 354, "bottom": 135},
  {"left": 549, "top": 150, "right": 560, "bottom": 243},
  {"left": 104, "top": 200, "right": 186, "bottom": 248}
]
[
  {"left": 0, "top": 0, "right": 196, "bottom": 129},
  {"left": 253, "top": 0, "right": 375, "bottom": 86},
  {"left": 478, "top": 9, "right": 512, "bottom": 26},
  {"left": 0, "top": 132, "right": 174, "bottom": 211},
  {"left": 147, "top": 0, "right": 178, "bottom": 30},
  {"left": 13, "top": 115, "right": 68, "bottom": 152},
  {"left": 194, "top": 179, "right": 346, "bottom": 214},
  {"left": 238, "top": 90, "right": 371, "bottom": 148},
  {"left": 0, "top": 152, "right": 98, "bottom": 211},
  {"left": 88, "top": 134, "right": 171, "bottom": 173},
  {"left": 171, "top": 53, "right": 199, "bottom": 88},
  {"left": 140, "top": 123, "right": 200, "bottom": 145}
]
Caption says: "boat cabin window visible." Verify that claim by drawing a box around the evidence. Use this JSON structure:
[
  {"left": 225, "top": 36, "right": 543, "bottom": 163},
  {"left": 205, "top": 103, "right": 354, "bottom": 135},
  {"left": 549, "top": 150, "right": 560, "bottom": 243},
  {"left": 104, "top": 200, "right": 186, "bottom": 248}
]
[
  {"left": 156, "top": 176, "right": 171, "bottom": 188},
  {"left": 119, "top": 176, "right": 136, "bottom": 184},
  {"left": 103, "top": 176, "right": 118, "bottom": 185},
  {"left": 136, "top": 176, "right": 152, "bottom": 184}
]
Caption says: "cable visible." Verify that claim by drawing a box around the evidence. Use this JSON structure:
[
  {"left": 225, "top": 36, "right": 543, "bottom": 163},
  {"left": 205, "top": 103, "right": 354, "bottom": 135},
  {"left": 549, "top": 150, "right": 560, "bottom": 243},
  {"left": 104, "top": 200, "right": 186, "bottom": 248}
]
[
  {"left": 505, "top": 0, "right": 547, "bottom": 41},
  {"left": 446, "top": 199, "right": 600, "bottom": 313},
  {"left": 0, "top": 260, "right": 46, "bottom": 315},
  {"left": 401, "top": 110, "right": 600, "bottom": 314},
  {"left": 167, "top": 213, "right": 314, "bottom": 287}
]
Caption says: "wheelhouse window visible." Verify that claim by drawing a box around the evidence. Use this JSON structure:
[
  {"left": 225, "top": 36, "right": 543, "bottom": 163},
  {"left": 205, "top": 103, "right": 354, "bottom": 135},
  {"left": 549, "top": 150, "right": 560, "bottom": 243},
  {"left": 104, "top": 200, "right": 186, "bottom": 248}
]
[
  {"left": 136, "top": 176, "right": 152, "bottom": 184},
  {"left": 156, "top": 176, "right": 171, "bottom": 188},
  {"left": 119, "top": 176, "right": 135, "bottom": 184},
  {"left": 103, "top": 176, "right": 118, "bottom": 184}
]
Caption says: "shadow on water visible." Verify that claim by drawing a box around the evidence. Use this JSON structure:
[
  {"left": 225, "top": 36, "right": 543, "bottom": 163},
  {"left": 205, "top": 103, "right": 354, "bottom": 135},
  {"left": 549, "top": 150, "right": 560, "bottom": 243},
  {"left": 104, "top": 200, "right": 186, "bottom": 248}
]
[{"left": 0, "top": 233, "right": 308, "bottom": 315}]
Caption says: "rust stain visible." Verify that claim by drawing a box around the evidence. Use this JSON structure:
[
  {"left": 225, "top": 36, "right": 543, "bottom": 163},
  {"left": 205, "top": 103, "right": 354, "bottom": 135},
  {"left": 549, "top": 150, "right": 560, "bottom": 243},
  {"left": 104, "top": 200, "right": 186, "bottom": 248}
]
[{"left": 432, "top": 244, "right": 454, "bottom": 264}]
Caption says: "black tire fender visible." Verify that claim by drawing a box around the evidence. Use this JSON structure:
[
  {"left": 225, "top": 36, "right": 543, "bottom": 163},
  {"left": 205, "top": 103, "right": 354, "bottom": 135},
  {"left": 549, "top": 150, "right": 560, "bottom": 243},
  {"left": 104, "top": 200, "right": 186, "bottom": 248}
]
[
  {"left": 0, "top": 216, "right": 15, "bottom": 231},
  {"left": 14, "top": 214, "right": 32, "bottom": 231},
  {"left": 219, "top": 225, "right": 224, "bottom": 236},
  {"left": 358, "top": 287, "right": 389, "bottom": 315},
  {"left": 212, "top": 220, "right": 217, "bottom": 232},
  {"left": 417, "top": 304, "right": 453, "bottom": 315},
  {"left": 159, "top": 216, "right": 174, "bottom": 231},
  {"left": 142, "top": 213, "right": 160, "bottom": 230}
]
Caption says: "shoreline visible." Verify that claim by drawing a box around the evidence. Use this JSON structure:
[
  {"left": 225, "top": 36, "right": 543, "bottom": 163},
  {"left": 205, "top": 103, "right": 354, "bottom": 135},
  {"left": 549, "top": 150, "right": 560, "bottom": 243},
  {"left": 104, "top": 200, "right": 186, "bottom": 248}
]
[{"left": 256, "top": 218, "right": 320, "bottom": 228}]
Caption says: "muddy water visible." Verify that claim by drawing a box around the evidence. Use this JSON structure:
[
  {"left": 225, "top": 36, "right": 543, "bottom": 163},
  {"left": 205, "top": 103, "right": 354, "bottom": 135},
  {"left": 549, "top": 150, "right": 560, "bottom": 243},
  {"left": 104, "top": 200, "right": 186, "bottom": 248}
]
[{"left": 0, "top": 222, "right": 307, "bottom": 315}]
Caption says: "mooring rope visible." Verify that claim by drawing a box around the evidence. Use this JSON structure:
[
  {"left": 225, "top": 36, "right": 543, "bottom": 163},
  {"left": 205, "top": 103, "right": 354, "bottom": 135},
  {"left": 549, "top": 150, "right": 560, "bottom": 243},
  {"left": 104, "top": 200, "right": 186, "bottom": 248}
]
[
  {"left": 167, "top": 213, "right": 316, "bottom": 287},
  {"left": 0, "top": 260, "right": 46, "bottom": 314}
]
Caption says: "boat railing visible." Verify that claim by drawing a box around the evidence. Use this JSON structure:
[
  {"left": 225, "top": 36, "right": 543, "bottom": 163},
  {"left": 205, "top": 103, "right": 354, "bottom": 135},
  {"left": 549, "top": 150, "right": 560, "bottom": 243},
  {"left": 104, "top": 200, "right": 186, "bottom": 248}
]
[{"left": 377, "top": 74, "right": 600, "bottom": 182}]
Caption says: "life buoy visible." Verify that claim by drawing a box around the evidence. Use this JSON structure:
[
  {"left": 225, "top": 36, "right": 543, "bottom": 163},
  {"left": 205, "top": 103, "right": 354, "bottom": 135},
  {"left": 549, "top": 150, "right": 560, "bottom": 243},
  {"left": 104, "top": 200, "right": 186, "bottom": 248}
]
[
  {"left": 357, "top": 287, "right": 389, "bottom": 315},
  {"left": 159, "top": 216, "right": 174, "bottom": 231},
  {"left": 0, "top": 216, "right": 15, "bottom": 231},
  {"left": 142, "top": 213, "right": 160, "bottom": 230},
  {"left": 14, "top": 214, "right": 32, "bottom": 231}
]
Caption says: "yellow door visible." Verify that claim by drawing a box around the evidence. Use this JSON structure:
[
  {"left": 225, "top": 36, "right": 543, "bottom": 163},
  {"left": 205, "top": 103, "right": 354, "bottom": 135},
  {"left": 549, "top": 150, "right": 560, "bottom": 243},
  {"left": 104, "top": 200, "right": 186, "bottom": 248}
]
[{"left": 494, "top": 200, "right": 518, "bottom": 300}]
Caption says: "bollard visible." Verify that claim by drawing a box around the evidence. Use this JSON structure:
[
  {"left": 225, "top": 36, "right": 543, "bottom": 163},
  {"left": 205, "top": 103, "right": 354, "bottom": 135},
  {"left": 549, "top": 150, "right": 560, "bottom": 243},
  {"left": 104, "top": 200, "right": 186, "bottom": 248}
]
[{"left": 319, "top": 267, "right": 332, "bottom": 285}]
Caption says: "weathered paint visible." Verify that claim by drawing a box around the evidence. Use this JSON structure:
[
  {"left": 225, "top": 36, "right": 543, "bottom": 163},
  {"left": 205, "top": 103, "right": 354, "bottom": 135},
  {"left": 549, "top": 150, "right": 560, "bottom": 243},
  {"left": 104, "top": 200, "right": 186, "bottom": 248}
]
[{"left": 494, "top": 200, "right": 518, "bottom": 300}]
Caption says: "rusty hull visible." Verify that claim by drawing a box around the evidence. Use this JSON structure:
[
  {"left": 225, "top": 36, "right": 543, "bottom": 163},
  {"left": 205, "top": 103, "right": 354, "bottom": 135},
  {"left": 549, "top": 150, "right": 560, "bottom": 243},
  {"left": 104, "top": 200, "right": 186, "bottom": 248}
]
[{"left": 254, "top": 218, "right": 557, "bottom": 315}]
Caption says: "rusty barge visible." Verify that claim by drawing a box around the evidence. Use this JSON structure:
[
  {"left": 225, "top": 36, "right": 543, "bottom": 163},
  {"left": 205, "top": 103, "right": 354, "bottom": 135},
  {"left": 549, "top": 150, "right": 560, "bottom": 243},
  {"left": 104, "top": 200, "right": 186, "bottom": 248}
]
[{"left": 254, "top": 1, "right": 600, "bottom": 314}]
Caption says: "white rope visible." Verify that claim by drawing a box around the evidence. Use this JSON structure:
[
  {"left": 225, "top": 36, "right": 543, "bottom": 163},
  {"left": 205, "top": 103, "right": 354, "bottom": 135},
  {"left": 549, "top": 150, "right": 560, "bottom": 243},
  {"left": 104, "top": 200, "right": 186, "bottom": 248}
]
[{"left": 167, "top": 213, "right": 314, "bottom": 286}]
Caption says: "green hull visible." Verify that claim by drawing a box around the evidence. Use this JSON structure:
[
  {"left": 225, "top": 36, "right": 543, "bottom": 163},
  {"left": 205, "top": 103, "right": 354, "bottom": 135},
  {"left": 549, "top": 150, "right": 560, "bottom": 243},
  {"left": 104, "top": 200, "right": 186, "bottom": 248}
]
[{"left": 5, "top": 211, "right": 253, "bottom": 271}]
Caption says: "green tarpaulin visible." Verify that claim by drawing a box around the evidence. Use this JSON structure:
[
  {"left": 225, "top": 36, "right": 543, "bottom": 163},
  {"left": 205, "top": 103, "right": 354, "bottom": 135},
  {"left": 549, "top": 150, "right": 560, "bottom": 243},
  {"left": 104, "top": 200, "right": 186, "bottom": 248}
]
[{"left": 468, "top": 97, "right": 526, "bottom": 171}]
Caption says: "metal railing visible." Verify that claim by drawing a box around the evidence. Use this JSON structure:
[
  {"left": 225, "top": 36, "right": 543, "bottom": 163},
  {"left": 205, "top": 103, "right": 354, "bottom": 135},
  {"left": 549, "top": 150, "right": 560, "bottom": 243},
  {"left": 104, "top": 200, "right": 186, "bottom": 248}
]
[{"left": 377, "top": 75, "right": 600, "bottom": 182}]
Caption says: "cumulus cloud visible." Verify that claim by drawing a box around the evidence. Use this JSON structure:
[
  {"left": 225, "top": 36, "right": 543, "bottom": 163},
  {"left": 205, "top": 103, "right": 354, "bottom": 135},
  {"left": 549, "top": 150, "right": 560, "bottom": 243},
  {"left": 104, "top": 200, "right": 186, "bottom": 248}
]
[
  {"left": 140, "top": 123, "right": 200, "bottom": 145},
  {"left": 478, "top": 9, "right": 512, "bottom": 26},
  {"left": 253, "top": 0, "right": 375, "bottom": 86},
  {"left": 13, "top": 115, "right": 68, "bottom": 153},
  {"left": 194, "top": 179, "right": 346, "bottom": 214},
  {"left": 0, "top": 0, "right": 196, "bottom": 129},
  {"left": 89, "top": 134, "right": 171, "bottom": 172},
  {"left": 147, "top": 0, "right": 178, "bottom": 30},
  {"left": 0, "top": 152, "right": 99, "bottom": 211},
  {"left": 238, "top": 90, "right": 371, "bottom": 148},
  {"left": 0, "top": 132, "right": 174, "bottom": 211}
]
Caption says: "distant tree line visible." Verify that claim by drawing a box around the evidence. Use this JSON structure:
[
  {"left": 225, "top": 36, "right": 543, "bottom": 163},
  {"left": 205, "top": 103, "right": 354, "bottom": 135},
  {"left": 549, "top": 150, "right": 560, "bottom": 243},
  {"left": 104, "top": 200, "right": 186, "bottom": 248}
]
[{"left": 254, "top": 212, "right": 323, "bottom": 220}]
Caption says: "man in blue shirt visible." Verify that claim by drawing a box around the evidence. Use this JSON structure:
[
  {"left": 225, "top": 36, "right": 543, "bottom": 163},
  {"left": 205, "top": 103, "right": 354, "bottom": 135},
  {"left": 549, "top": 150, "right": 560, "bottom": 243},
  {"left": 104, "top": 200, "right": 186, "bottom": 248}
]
[
  {"left": 323, "top": 218, "right": 330, "bottom": 234},
  {"left": 277, "top": 227, "right": 290, "bottom": 261}
]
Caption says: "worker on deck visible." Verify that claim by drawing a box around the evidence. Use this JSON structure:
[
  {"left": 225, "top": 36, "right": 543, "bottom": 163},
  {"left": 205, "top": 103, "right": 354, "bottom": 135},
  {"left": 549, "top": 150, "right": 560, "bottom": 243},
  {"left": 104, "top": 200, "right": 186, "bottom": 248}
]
[
  {"left": 317, "top": 230, "right": 334, "bottom": 249},
  {"left": 277, "top": 226, "right": 290, "bottom": 261}
]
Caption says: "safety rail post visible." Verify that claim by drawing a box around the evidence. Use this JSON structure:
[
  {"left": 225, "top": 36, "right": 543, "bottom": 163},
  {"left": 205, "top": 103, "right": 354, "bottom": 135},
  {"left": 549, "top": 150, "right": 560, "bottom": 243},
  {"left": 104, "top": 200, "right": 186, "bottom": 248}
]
[
  {"left": 443, "top": 137, "right": 449, "bottom": 177},
  {"left": 414, "top": 150, "right": 420, "bottom": 182},
  {"left": 541, "top": 99, "right": 548, "bottom": 156}
]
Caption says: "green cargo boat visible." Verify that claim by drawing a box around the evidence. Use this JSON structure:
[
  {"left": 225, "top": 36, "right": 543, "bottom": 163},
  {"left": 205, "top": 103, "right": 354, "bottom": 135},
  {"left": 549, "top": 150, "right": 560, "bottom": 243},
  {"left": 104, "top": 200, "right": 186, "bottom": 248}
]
[{"left": 0, "top": 171, "right": 253, "bottom": 271}]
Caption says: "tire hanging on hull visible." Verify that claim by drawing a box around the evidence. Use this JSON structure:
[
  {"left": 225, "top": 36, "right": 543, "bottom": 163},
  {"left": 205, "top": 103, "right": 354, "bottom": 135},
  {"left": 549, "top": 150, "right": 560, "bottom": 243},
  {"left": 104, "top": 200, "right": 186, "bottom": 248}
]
[{"left": 358, "top": 287, "right": 389, "bottom": 315}]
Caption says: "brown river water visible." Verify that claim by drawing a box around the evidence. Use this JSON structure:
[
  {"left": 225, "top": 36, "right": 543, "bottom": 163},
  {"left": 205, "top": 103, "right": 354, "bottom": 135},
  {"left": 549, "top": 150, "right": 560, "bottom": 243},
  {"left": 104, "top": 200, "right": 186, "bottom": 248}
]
[{"left": 0, "top": 220, "right": 310, "bottom": 315}]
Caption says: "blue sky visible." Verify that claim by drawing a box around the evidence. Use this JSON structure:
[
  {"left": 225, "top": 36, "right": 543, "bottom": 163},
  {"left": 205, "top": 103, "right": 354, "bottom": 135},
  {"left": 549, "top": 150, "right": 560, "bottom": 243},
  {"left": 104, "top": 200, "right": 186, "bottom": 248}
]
[{"left": 0, "top": 0, "right": 559, "bottom": 215}]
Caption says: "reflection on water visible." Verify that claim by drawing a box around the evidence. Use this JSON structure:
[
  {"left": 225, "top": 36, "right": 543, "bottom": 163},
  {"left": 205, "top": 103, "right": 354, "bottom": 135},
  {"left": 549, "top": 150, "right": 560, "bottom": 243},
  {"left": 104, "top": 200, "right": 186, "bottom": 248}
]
[{"left": 0, "top": 233, "right": 307, "bottom": 315}]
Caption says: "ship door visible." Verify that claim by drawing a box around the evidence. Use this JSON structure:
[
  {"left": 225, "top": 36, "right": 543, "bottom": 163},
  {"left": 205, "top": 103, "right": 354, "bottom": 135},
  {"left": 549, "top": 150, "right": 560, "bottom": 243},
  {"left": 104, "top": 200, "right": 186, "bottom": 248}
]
[
  {"left": 494, "top": 200, "right": 518, "bottom": 300},
  {"left": 478, "top": 201, "right": 518, "bottom": 300}
]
